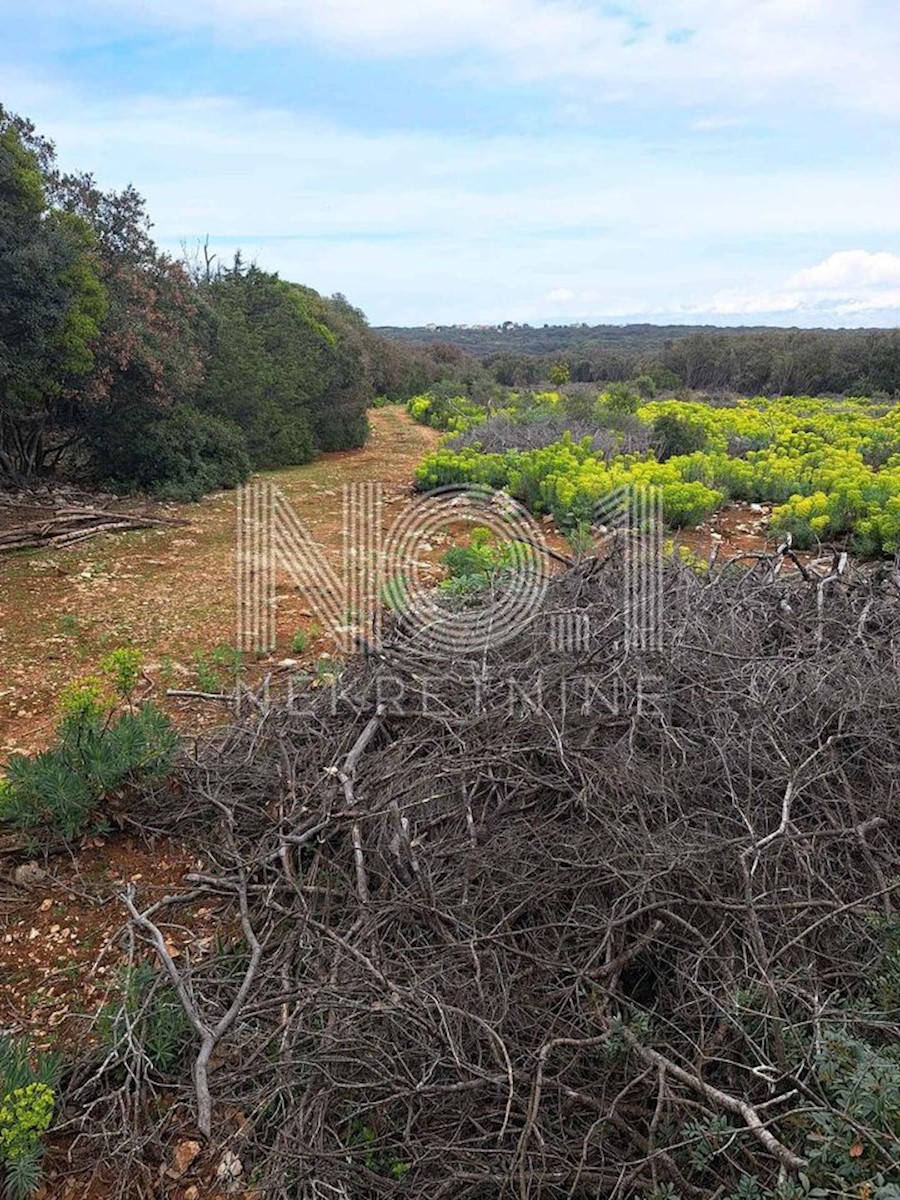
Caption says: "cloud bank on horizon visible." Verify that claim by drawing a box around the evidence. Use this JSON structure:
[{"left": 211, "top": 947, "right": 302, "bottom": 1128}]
[{"left": 1, "top": 0, "right": 898, "bottom": 327}]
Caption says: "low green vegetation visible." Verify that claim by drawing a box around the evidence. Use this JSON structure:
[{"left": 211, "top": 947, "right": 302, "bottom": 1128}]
[
  {"left": 192, "top": 643, "right": 242, "bottom": 693},
  {"left": 345, "top": 1120, "right": 412, "bottom": 1182},
  {"left": 439, "top": 526, "right": 533, "bottom": 604},
  {"left": 0, "top": 650, "right": 177, "bottom": 841},
  {"left": 290, "top": 625, "right": 319, "bottom": 654},
  {"left": 0, "top": 1036, "right": 58, "bottom": 1200},
  {"left": 412, "top": 388, "right": 900, "bottom": 552},
  {"left": 98, "top": 964, "right": 193, "bottom": 1078}
]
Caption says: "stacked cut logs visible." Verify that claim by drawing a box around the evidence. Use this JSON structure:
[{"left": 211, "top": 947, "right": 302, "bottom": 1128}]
[{"left": 0, "top": 506, "right": 188, "bottom": 553}]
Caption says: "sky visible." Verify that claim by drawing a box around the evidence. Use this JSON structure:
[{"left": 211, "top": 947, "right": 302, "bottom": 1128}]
[{"left": 2, "top": 0, "right": 900, "bottom": 328}]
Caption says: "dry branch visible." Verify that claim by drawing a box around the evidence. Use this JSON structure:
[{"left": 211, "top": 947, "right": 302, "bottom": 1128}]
[
  {"left": 0, "top": 505, "right": 188, "bottom": 553},
  {"left": 69, "top": 548, "right": 900, "bottom": 1198}
]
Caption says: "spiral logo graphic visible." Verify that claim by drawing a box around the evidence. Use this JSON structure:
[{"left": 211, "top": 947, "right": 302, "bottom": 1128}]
[
  {"left": 235, "top": 480, "right": 662, "bottom": 661},
  {"left": 381, "top": 485, "right": 552, "bottom": 658}
]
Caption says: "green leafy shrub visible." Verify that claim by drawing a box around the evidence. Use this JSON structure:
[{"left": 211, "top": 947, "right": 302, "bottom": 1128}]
[
  {"left": 84, "top": 401, "right": 250, "bottom": 500},
  {"left": 601, "top": 382, "right": 642, "bottom": 416},
  {"left": 634, "top": 374, "right": 658, "bottom": 399},
  {"left": 241, "top": 398, "right": 315, "bottom": 469},
  {"left": 195, "top": 267, "right": 373, "bottom": 465},
  {"left": 100, "top": 647, "right": 143, "bottom": 699},
  {"left": 561, "top": 388, "right": 598, "bottom": 422},
  {"left": 440, "top": 527, "right": 532, "bottom": 604},
  {"left": 0, "top": 1036, "right": 58, "bottom": 1200},
  {"left": 407, "top": 390, "right": 486, "bottom": 434},
  {"left": 0, "top": 677, "right": 177, "bottom": 840},
  {"left": 413, "top": 389, "right": 900, "bottom": 554},
  {"left": 659, "top": 479, "right": 722, "bottom": 527},
  {"left": 417, "top": 435, "right": 721, "bottom": 531},
  {"left": 313, "top": 404, "right": 370, "bottom": 453},
  {"left": 653, "top": 411, "right": 710, "bottom": 459}
]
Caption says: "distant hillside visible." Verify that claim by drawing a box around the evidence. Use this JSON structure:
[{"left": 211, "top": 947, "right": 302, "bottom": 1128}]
[{"left": 375, "top": 322, "right": 821, "bottom": 356}]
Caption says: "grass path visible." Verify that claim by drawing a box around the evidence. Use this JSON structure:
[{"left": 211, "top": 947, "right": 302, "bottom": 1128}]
[{"left": 0, "top": 406, "right": 440, "bottom": 757}]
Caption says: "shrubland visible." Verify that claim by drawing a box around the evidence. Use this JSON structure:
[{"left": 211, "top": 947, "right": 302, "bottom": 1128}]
[
  {"left": 0, "top": 650, "right": 177, "bottom": 842},
  {"left": 411, "top": 387, "right": 900, "bottom": 553},
  {"left": 0, "top": 1037, "right": 58, "bottom": 1200},
  {"left": 381, "top": 321, "right": 900, "bottom": 397}
]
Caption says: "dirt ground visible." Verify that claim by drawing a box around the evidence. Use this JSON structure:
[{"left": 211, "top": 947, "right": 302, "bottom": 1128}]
[
  {"left": 0, "top": 406, "right": 442, "bottom": 760},
  {"left": 0, "top": 407, "right": 797, "bottom": 763}
]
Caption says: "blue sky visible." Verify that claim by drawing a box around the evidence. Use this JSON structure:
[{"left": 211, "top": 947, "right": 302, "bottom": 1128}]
[{"left": 2, "top": 0, "right": 900, "bottom": 327}]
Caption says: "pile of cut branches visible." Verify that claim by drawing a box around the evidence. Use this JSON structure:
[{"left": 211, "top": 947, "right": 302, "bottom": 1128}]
[
  {"left": 0, "top": 506, "right": 187, "bottom": 553},
  {"left": 68, "top": 546, "right": 900, "bottom": 1199}
]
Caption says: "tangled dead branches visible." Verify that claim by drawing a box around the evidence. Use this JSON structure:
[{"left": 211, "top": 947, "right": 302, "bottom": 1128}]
[{"left": 68, "top": 546, "right": 900, "bottom": 1198}]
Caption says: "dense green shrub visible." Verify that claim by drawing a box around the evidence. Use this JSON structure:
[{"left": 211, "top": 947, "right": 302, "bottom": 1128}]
[
  {"left": 84, "top": 401, "right": 250, "bottom": 499},
  {"left": 195, "top": 266, "right": 372, "bottom": 466},
  {"left": 601, "top": 382, "right": 642, "bottom": 416},
  {"left": 407, "top": 391, "right": 486, "bottom": 434},
  {"left": 238, "top": 398, "right": 315, "bottom": 470},
  {"left": 0, "top": 111, "right": 107, "bottom": 482},
  {"left": 560, "top": 388, "right": 598, "bottom": 422},
  {"left": 312, "top": 404, "right": 370, "bottom": 453},
  {"left": 633, "top": 374, "right": 658, "bottom": 399},
  {"left": 412, "top": 389, "right": 900, "bottom": 553},
  {"left": 416, "top": 435, "right": 722, "bottom": 530},
  {"left": 438, "top": 527, "right": 534, "bottom": 605},
  {"left": 2, "top": 105, "right": 422, "bottom": 498},
  {"left": 653, "top": 411, "right": 709, "bottom": 459}
]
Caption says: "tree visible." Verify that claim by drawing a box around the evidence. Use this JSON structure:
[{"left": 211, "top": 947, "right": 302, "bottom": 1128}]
[
  {"left": 53, "top": 173, "right": 203, "bottom": 423},
  {"left": 550, "top": 361, "right": 571, "bottom": 387},
  {"left": 0, "top": 109, "right": 106, "bottom": 481},
  {"left": 194, "top": 264, "right": 371, "bottom": 468}
]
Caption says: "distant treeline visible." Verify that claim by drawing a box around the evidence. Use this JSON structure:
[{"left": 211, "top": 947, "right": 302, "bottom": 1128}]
[
  {"left": 379, "top": 321, "right": 721, "bottom": 355},
  {"left": 0, "top": 106, "right": 447, "bottom": 499},
  {"left": 379, "top": 323, "right": 900, "bottom": 397}
]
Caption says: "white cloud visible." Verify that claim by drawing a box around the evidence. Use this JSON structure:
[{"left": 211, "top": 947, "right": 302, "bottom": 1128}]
[
  {"left": 12, "top": 74, "right": 895, "bottom": 247},
  {"left": 26, "top": 0, "right": 900, "bottom": 117},
  {"left": 693, "top": 289, "right": 806, "bottom": 317},
  {"left": 788, "top": 250, "right": 900, "bottom": 291},
  {"left": 695, "top": 252, "right": 900, "bottom": 320}
]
